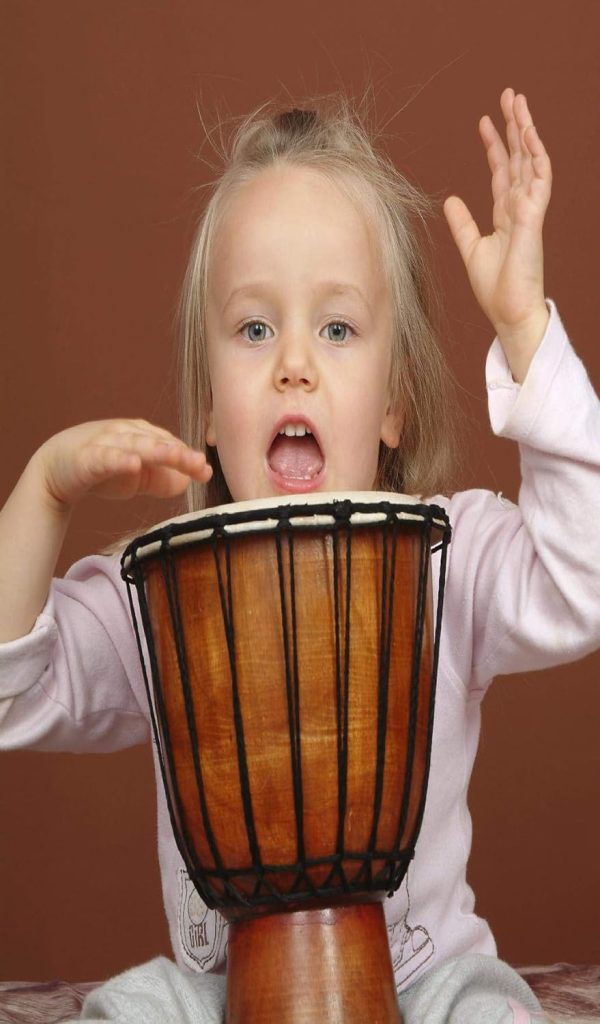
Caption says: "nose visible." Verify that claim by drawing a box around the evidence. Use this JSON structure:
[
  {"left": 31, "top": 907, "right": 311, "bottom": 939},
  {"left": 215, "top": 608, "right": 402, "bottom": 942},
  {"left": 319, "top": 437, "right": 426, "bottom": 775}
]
[{"left": 273, "top": 332, "right": 317, "bottom": 392}]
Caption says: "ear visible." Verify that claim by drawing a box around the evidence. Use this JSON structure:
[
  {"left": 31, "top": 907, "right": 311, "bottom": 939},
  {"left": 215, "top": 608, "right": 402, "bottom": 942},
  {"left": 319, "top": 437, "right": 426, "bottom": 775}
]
[{"left": 380, "top": 402, "right": 403, "bottom": 449}]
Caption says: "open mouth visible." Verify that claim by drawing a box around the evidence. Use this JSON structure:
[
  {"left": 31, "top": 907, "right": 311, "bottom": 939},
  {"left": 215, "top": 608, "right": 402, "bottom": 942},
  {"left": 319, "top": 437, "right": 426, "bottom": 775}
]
[{"left": 266, "top": 421, "right": 325, "bottom": 491}]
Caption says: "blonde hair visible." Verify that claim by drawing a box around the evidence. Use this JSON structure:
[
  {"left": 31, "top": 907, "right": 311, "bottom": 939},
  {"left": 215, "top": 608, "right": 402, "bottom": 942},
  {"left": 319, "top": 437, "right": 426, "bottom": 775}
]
[{"left": 103, "top": 89, "right": 460, "bottom": 555}]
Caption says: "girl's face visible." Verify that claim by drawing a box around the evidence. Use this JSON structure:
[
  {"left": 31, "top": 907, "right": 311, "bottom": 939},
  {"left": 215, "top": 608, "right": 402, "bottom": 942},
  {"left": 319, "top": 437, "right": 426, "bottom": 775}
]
[{"left": 205, "top": 165, "right": 402, "bottom": 503}]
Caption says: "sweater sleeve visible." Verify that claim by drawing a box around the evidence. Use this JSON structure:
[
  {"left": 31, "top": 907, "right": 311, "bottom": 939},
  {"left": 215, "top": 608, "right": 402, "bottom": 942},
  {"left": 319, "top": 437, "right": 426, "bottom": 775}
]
[
  {"left": 440, "top": 299, "right": 600, "bottom": 692},
  {"left": 0, "top": 552, "right": 151, "bottom": 752}
]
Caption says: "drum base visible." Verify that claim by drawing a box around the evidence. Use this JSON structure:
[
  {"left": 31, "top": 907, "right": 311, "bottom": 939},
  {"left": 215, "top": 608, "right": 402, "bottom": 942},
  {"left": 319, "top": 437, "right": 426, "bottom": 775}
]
[{"left": 225, "top": 900, "right": 403, "bottom": 1023}]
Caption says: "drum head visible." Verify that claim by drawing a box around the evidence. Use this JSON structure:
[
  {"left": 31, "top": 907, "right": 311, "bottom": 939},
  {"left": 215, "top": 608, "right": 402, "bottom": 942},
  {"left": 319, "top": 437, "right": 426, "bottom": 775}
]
[{"left": 121, "top": 491, "right": 448, "bottom": 570}]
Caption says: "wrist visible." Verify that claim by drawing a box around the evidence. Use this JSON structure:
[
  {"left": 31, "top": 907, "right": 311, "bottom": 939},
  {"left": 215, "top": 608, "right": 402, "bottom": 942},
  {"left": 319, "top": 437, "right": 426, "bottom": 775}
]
[
  {"left": 25, "top": 449, "right": 74, "bottom": 521},
  {"left": 0, "top": 454, "right": 72, "bottom": 644},
  {"left": 495, "top": 302, "right": 550, "bottom": 384}
]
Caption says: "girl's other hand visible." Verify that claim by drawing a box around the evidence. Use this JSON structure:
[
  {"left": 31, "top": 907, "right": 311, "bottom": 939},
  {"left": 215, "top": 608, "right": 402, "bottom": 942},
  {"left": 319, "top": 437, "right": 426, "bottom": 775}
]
[
  {"left": 443, "top": 88, "right": 552, "bottom": 382},
  {"left": 34, "top": 419, "right": 212, "bottom": 511}
]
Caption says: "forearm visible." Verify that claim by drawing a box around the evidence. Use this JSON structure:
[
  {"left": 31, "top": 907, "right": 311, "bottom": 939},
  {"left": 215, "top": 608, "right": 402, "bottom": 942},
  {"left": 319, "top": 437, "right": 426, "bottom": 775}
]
[
  {"left": 0, "top": 452, "right": 72, "bottom": 643},
  {"left": 472, "top": 302, "right": 600, "bottom": 680}
]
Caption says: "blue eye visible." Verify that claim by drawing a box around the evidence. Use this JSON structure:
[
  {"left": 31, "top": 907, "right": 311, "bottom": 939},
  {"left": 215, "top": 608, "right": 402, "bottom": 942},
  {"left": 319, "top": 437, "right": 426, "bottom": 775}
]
[
  {"left": 324, "top": 320, "right": 353, "bottom": 343},
  {"left": 238, "top": 319, "right": 355, "bottom": 344},
  {"left": 240, "top": 320, "right": 272, "bottom": 343}
]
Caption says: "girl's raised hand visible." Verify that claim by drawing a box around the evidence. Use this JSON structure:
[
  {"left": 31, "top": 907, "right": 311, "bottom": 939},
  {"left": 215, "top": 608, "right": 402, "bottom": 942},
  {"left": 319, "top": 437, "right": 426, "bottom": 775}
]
[
  {"left": 443, "top": 88, "right": 552, "bottom": 382},
  {"left": 34, "top": 419, "right": 212, "bottom": 510}
]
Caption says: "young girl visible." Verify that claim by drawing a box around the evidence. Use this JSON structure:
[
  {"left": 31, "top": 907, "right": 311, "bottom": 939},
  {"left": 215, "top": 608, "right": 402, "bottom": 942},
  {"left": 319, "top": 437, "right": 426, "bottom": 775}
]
[{"left": 1, "top": 87, "right": 599, "bottom": 1023}]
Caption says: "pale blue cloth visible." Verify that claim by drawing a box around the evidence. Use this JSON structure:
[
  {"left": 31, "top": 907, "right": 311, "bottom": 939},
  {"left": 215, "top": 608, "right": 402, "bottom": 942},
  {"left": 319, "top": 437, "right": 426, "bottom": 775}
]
[
  {"left": 77, "top": 957, "right": 225, "bottom": 1022},
  {"left": 72, "top": 952, "right": 547, "bottom": 1023}
]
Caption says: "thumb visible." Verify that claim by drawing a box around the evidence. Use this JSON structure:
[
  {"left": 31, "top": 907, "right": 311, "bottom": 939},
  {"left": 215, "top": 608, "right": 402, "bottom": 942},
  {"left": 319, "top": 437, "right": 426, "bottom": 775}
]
[{"left": 443, "top": 195, "right": 481, "bottom": 268}]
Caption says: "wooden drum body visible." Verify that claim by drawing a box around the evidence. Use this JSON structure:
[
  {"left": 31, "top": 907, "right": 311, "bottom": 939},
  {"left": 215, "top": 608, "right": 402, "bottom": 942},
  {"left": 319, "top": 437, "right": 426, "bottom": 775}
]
[{"left": 121, "top": 493, "right": 450, "bottom": 1023}]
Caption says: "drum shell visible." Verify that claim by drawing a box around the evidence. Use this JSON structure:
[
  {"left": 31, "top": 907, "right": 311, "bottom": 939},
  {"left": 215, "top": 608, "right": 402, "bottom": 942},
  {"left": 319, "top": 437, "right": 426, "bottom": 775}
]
[{"left": 140, "top": 520, "right": 434, "bottom": 910}]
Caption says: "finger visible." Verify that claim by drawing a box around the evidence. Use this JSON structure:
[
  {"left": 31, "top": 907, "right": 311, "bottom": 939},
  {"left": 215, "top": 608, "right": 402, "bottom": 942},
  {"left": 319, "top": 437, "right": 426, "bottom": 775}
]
[
  {"left": 78, "top": 444, "right": 144, "bottom": 492},
  {"left": 524, "top": 125, "right": 553, "bottom": 198},
  {"left": 80, "top": 443, "right": 211, "bottom": 501},
  {"left": 136, "top": 461, "right": 213, "bottom": 499},
  {"left": 108, "top": 419, "right": 179, "bottom": 443},
  {"left": 513, "top": 93, "right": 533, "bottom": 135},
  {"left": 500, "top": 86, "right": 517, "bottom": 144},
  {"left": 500, "top": 88, "right": 523, "bottom": 186},
  {"left": 85, "top": 434, "right": 210, "bottom": 487},
  {"left": 515, "top": 97, "right": 552, "bottom": 193},
  {"left": 123, "top": 436, "right": 212, "bottom": 488},
  {"left": 152, "top": 441, "right": 213, "bottom": 480},
  {"left": 93, "top": 430, "right": 188, "bottom": 465},
  {"left": 512, "top": 93, "right": 536, "bottom": 189},
  {"left": 479, "top": 114, "right": 511, "bottom": 205},
  {"left": 443, "top": 196, "right": 481, "bottom": 267}
]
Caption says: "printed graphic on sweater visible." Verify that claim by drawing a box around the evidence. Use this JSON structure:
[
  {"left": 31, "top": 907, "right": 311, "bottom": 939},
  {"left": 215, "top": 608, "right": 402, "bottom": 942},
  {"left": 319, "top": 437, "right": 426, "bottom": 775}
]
[
  {"left": 387, "top": 872, "right": 434, "bottom": 988},
  {"left": 178, "top": 869, "right": 228, "bottom": 971}
]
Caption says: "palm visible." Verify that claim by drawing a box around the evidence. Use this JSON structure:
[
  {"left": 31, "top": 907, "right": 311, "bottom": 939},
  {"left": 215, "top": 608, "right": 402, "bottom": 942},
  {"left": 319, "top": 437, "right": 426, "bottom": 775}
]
[{"left": 445, "top": 89, "right": 552, "bottom": 332}]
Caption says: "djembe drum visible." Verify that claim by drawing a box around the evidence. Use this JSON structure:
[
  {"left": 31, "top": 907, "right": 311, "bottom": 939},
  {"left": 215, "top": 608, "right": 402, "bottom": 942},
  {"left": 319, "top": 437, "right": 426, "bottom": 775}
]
[{"left": 121, "top": 492, "right": 450, "bottom": 1023}]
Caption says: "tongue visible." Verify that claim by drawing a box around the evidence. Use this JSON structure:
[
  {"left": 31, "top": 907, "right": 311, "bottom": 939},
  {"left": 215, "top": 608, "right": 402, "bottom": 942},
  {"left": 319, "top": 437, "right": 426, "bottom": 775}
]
[{"left": 268, "top": 434, "right": 324, "bottom": 480}]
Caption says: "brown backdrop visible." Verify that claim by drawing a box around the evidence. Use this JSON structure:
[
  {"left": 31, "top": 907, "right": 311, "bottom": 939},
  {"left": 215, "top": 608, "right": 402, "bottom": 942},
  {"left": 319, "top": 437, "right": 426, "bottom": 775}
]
[{"left": 1, "top": 0, "right": 599, "bottom": 983}]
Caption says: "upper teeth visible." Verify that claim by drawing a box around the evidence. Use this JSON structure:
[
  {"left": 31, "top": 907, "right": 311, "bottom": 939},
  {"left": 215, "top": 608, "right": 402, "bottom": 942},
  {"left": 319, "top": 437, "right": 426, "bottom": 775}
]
[{"left": 279, "top": 424, "right": 312, "bottom": 437}]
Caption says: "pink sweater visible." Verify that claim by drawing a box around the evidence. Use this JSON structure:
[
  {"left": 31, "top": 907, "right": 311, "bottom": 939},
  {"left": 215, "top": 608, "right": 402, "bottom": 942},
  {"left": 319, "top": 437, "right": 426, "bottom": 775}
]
[{"left": 1, "top": 299, "right": 599, "bottom": 991}]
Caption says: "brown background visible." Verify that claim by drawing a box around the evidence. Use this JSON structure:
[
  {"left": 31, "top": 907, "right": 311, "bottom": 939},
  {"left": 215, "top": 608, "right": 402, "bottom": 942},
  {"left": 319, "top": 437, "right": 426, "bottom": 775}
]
[{"left": 1, "top": 0, "right": 599, "bottom": 983}]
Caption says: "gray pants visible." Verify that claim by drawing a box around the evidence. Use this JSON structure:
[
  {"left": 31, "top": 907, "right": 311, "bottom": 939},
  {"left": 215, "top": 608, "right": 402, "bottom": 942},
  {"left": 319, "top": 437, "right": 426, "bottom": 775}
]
[{"left": 76, "top": 952, "right": 547, "bottom": 1023}]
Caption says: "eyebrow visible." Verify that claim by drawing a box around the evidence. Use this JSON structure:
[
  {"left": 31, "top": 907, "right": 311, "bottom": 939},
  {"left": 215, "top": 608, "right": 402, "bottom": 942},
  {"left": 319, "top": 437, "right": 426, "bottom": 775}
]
[{"left": 223, "top": 280, "right": 372, "bottom": 314}]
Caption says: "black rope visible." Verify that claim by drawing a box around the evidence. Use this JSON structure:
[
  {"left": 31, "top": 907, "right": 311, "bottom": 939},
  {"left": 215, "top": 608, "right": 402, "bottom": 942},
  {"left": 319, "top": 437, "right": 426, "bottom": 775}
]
[
  {"left": 161, "top": 541, "right": 238, "bottom": 905},
  {"left": 125, "top": 561, "right": 204, "bottom": 900},
  {"left": 388, "top": 520, "right": 431, "bottom": 893},
  {"left": 275, "top": 521, "right": 309, "bottom": 892},
  {"left": 405, "top": 517, "right": 452, "bottom": 871},
  {"left": 366, "top": 515, "right": 399, "bottom": 888},
  {"left": 209, "top": 531, "right": 261, "bottom": 904},
  {"left": 327, "top": 521, "right": 352, "bottom": 892}
]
